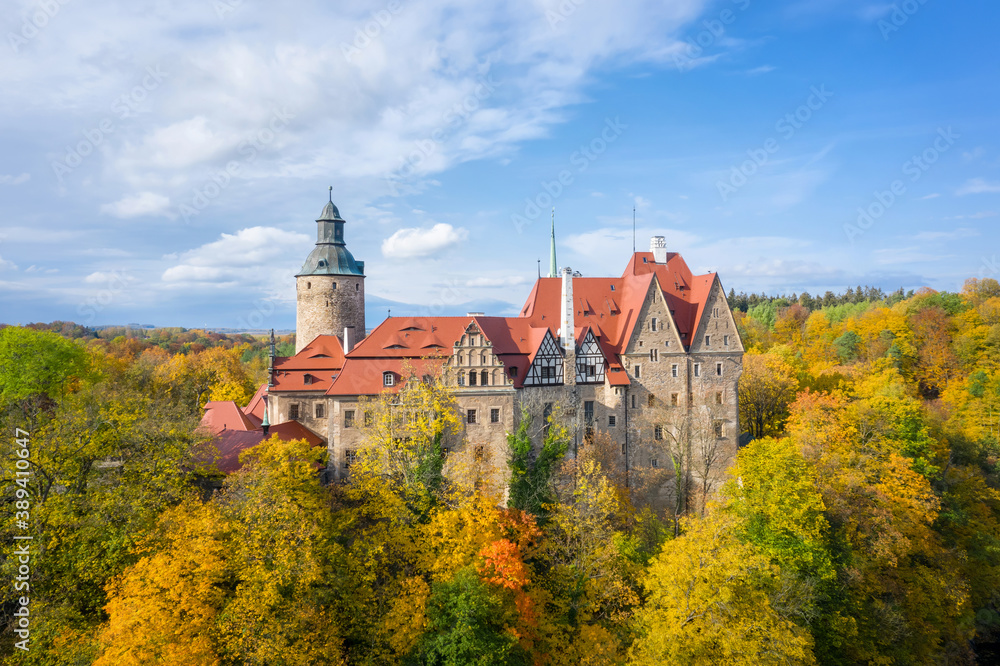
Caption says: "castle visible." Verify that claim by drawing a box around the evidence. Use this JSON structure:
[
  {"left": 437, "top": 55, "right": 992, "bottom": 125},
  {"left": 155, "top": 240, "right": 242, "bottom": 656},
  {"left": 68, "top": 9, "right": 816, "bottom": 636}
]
[{"left": 263, "top": 193, "right": 745, "bottom": 497}]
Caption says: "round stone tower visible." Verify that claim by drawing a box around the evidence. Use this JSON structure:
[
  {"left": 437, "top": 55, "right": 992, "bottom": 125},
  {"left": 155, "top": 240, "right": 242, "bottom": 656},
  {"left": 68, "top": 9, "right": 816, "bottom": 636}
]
[{"left": 295, "top": 189, "right": 366, "bottom": 353}]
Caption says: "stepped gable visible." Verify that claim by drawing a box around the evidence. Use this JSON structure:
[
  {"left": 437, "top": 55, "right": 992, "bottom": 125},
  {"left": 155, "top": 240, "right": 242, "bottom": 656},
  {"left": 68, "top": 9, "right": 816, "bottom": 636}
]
[{"left": 270, "top": 335, "right": 345, "bottom": 393}]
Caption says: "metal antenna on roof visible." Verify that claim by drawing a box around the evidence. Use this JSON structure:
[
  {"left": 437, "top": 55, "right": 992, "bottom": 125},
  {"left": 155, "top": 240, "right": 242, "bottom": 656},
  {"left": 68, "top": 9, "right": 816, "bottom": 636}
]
[
  {"left": 537, "top": 259, "right": 541, "bottom": 279},
  {"left": 632, "top": 205, "right": 636, "bottom": 253}
]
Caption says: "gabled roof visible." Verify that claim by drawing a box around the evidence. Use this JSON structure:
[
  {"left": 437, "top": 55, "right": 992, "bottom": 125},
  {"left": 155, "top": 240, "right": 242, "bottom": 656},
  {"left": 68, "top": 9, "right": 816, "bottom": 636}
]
[
  {"left": 201, "top": 400, "right": 258, "bottom": 434},
  {"left": 623, "top": 251, "right": 717, "bottom": 347},
  {"left": 244, "top": 383, "right": 268, "bottom": 423},
  {"left": 326, "top": 357, "right": 448, "bottom": 396}
]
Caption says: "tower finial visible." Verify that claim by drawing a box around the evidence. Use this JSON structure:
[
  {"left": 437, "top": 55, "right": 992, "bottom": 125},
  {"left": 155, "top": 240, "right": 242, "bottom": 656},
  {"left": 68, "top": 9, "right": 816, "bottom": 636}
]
[
  {"left": 548, "top": 208, "right": 557, "bottom": 278},
  {"left": 328, "top": 185, "right": 333, "bottom": 203}
]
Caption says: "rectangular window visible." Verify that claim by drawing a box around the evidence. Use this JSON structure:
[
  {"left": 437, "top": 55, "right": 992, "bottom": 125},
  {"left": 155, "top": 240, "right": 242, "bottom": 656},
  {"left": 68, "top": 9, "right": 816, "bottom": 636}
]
[
  {"left": 383, "top": 372, "right": 395, "bottom": 387},
  {"left": 608, "top": 415, "right": 617, "bottom": 427},
  {"left": 634, "top": 364, "right": 641, "bottom": 379},
  {"left": 344, "top": 410, "right": 355, "bottom": 428},
  {"left": 467, "top": 409, "right": 477, "bottom": 424},
  {"left": 713, "top": 307, "right": 719, "bottom": 317},
  {"left": 315, "top": 403, "right": 324, "bottom": 419},
  {"left": 650, "top": 349, "right": 658, "bottom": 362},
  {"left": 621, "top": 442, "right": 626, "bottom": 454},
  {"left": 289, "top": 404, "right": 300, "bottom": 419},
  {"left": 651, "top": 317, "right": 658, "bottom": 332},
  {"left": 704, "top": 335, "right": 710, "bottom": 346},
  {"left": 490, "top": 408, "right": 500, "bottom": 424},
  {"left": 587, "top": 363, "right": 596, "bottom": 377},
  {"left": 458, "top": 372, "right": 465, "bottom": 386},
  {"left": 631, "top": 394, "right": 636, "bottom": 409},
  {"left": 648, "top": 394, "right": 655, "bottom": 407},
  {"left": 654, "top": 425, "right": 663, "bottom": 440},
  {"left": 584, "top": 400, "right": 594, "bottom": 424},
  {"left": 716, "top": 362, "right": 723, "bottom": 376},
  {"left": 665, "top": 340, "right": 671, "bottom": 347},
  {"left": 716, "top": 391, "right": 723, "bottom": 405},
  {"left": 344, "top": 450, "right": 357, "bottom": 470},
  {"left": 541, "top": 366, "right": 554, "bottom": 380},
  {"left": 651, "top": 458, "right": 658, "bottom": 468},
  {"left": 364, "top": 411, "right": 373, "bottom": 427},
  {"left": 469, "top": 370, "right": 477, "bottom": 386},
  {"left": 671, "top": 392, "right": 679, "bottom": 406},
  {"left": 724, "top": 335, "right": 730, "bottom": 346},
  {"left": 694, "top": 364, "right": 701, "bottom": 377},
  {"left": 714, "top": 421, "right": 724, "bottom": 438},
  {"left": 671, "top": 364, "right": 678, "bottom": 377}
]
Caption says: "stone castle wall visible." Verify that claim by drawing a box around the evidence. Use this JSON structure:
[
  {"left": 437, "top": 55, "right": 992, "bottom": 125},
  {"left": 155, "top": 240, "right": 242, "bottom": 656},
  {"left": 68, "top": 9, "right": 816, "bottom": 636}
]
[{"left": 295, "top": 274, "right": 366, "bottom": 353}]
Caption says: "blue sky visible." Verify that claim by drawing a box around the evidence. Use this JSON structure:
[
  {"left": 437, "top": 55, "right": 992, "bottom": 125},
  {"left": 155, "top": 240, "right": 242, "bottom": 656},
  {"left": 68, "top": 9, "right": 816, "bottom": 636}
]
[{"left": 2, "top": 0, "right": 999, "bottom": 330}]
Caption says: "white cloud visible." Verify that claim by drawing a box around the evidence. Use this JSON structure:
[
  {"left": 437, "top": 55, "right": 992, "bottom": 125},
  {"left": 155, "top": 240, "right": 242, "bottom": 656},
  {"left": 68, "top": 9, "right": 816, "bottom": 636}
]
[
  {"left": 920, "top": 193, "right": 940, "bottom": 200},
  {"left": 956, "top": 178, "right": 1000, "bottom": 196},
  {"left": 913, "top": 228, "right": 979, "bottom": 241},
  {"left": 161, "top": 226, "right": 309, "bottom": 287},
  {"left": 465, "top": 276, "right": 529, "bottom": 288},
  {"left": 746, "top": 65, "right": 775, "bottom": 75},
  {"left": 100, "top": 192, "right": 172, "bottom": 218},
  {"left": 0, "top": 173, "right": 30, "bottom": 185},
  {"left": 381, "top": 223, "right": 468, "bottom": 258},
  {"left": 0, "top": 255, "right": 17, "bottom": 271}
]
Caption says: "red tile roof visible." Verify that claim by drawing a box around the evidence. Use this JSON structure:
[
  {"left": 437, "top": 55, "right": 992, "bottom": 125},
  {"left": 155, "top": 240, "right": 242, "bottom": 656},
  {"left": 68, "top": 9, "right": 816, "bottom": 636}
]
[
  {"left": 211, "top": 423, "right": 324, "bottom": 474},
  {"left": 201, "top": 400, "right": 257, "bottom": 434},
  {"left": 271, "top": 335, "right": 345, "bottom": 393},
  {"left": 270, "top": 252, "right": 718, "bottom": 395}
]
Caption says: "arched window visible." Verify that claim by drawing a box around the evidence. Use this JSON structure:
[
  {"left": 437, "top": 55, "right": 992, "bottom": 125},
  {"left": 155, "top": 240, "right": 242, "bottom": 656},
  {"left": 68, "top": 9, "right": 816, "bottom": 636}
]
[
  {"left": 481, "top": 352, "right": 487, "bottom": 365},
  {"left": 481, "top": 370, "right": 489, "bottom": 386},
  {"left": 332, "top": 282, "right": 337, "bottom": 290},
  {"left": 383, "top": 372, "right": 395, "bottom": 387},
  {"left": 469, "top": 370, "right": 477, "bottom": 386}
]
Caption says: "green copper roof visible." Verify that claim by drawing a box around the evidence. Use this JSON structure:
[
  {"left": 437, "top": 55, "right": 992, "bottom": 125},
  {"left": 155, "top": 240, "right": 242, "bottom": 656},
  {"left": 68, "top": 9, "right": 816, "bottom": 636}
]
[{"left": 296, "top": 190, "right": 365, "bottom": 277}]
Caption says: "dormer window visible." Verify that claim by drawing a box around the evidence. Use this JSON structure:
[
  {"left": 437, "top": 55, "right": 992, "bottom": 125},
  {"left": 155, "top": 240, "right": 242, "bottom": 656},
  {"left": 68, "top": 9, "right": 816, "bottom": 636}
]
[{"left": 383, "top": 372, "right": 395, "bottom": 387}]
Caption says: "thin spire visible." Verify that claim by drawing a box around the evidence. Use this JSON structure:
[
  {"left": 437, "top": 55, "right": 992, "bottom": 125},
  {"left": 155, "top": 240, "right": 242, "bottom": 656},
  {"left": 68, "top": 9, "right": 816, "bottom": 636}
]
[
  {"left": 537, "top": 258, "right": 541, "bottom": 279},
  {"left": 548, "top": 208, "right": 557, "bottom": 278},
  {"left": 328, "top": 185, "right": 333, "bottom": 203}
]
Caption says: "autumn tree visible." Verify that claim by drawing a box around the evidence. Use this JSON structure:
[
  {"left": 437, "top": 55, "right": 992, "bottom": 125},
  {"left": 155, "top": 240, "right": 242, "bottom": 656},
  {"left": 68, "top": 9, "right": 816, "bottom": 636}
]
[
  {"left": 630, "top": 510, "right": 816, "bottom": 666},
  {"left": 507, "top": 409, "right": 569, "bottom": 518},
  {"left": 738, "top": 351, "right": 798, "bottom": 439}
]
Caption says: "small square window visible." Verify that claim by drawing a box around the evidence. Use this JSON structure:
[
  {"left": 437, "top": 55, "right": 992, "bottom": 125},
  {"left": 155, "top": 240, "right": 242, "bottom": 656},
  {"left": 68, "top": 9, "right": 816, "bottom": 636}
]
[
  {"left": 315, "top": 403, "right": 324, "bottom": 419},
  {"left": 716, "top": 362, "right": 723, "bottom": 376},
  {"left": 608, "top": 415, "right": 617, "bottom": 427},
  {"left": 383, "top": 372, "right": 395, "bottom": 387},
  {"left": 490, "top": 408, "right": 500, "bottom": 423},
  {"left": 651, "top": 458, "right": 658, "bottom": 468},
  {"left": 289, "top": 404, "right": 300, "bottom": 419},
  {"left": 694, "top": 364, "right": 701, "bottom": 378},
  {"left": 344, "top": 450, "right": 357, "bottom": 470},
  {"left": 467, "top": 409, "right": 477, "bottom": 424},
  {"left": 344, "top": 410, "right": 355, "bottom": 428}
]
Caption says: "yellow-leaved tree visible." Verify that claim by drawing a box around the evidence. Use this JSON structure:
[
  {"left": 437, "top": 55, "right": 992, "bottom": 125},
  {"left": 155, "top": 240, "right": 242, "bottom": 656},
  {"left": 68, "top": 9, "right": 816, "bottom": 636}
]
[{"left": 629, "top": 509, "right": 816, "bottom": 666}]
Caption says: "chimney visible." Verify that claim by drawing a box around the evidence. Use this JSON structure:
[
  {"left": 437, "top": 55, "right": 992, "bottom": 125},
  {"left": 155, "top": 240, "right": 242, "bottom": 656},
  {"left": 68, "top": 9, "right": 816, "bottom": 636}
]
[
  {"left": 651, "top": 236, "right": 667, "bottom": 264},
  {"left": 560, "top": 267, "right": 574, "bottom": 352},
  {"left": 343, "top": 326, "right": 354, "bottom": 354}
]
